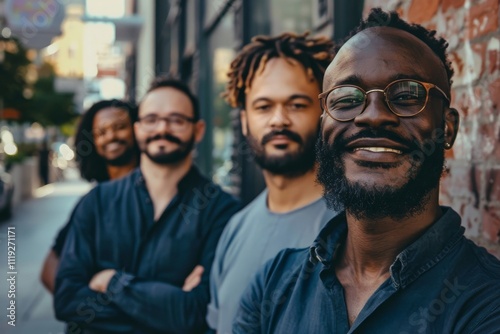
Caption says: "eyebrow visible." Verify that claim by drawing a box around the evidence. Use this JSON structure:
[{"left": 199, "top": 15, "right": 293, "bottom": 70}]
[
  {"left": 333, "top": 73, "right": 430, "bottom": 87},
  {"left": 251, "top": 94, "right": 314, "bottom": 106},
  {"left": 140, "top": 111, "right": 190, "bottom": 118}
]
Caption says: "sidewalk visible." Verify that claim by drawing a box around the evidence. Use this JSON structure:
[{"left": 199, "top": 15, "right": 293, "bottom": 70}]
[{"left": 0, "top": 174, "right": 92, "bottom": 334}]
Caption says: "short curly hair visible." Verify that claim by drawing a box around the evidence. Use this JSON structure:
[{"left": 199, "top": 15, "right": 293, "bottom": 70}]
[
  {"left": 224, "top": 32, "right": 335, "bottom": 108},
  {"left": 337, "top": 8, "right": 454, "bottom": 87}
]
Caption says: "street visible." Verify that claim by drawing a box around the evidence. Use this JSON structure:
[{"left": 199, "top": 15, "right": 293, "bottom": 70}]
[{"left": 0, "top": 174, "right": 92, "bottom": 334}]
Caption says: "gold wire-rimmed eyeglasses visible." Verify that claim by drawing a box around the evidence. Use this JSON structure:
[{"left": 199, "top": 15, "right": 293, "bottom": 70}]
[{"left": 318, "top": 79, "right": 450, "bottom": 122}]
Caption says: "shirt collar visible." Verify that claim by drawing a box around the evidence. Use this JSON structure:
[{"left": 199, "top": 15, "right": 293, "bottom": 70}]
[
  {"left": 310, "top": 207, "right": 464, "bottom": 289},
  {"left": 390, "top": 207, "right": 464, "bottom": 288},
  {"left": 309, "top": 212, "right": 347, "bottom": 265}
]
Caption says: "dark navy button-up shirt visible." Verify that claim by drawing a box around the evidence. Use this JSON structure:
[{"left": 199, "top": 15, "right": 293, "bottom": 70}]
[
  {"left": 234, "top": 207, "right": 500, "bottom": 334},
  {"left": 54, "top": 167, "right": 240, "bottom": 334}
]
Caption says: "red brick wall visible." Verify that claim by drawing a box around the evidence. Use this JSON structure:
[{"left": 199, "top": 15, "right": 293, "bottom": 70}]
[{"left": 362, "top": 0, "right": 500, "bottom": 258}]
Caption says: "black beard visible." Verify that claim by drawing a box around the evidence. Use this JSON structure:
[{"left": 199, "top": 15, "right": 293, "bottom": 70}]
[
  {"left": 247, "top": 126, "right": 318, "bottom": 177},
  {"left": 142, "top": 134, "right": 195, "bottom": 165},
  {"left": 105, "top": 145, "right": 135, "bottom": 167},
  {"left": 316, "top": 128, "right": 445, "bottom": 220}
]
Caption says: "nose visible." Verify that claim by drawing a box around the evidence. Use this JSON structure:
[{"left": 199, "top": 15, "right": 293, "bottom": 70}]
[
  {"left": 155, "top": 118, "right": 171, "bottom": 132},
  {"left": 353, "top": 92, "right": 400, "bottom": 128},
  {"left": 102, "top": 128, "right": 118, "bottom": 142},
  {"left": 268, "top": 105, "right": 291, "bottom": 129}
]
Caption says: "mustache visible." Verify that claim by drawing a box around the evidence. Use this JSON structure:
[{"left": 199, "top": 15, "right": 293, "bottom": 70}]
[
  {"left": 261, "top": 129, "right": 303, "bottom": 145},
  {"left": 334, "top": 129, "right": 419, "bottom": 152},
  {"left": 146, "top": 133, "right": 182, "bottom": 145}
]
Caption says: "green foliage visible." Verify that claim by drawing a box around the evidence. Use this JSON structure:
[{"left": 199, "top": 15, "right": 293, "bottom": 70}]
[
  {"left": 0, "top": 37, "right": 30, "bottom": 108},
  {"left": 0, "top": 42, "right": 78, "bottom": 127},
  {"left": 26, "top": 75, "right": 78, "bottom": 126}
]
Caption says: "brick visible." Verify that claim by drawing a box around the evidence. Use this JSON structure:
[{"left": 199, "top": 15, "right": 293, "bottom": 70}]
[
  {"left": 440, "top": 162, "right": 474, "bottom": 203},
  {"left": 472, "top": 42, "right": 487, "bottom": 78},
  {"left": 408, "top": 0, "right": 441, "bottom": 23},
  {"left": 440, "top": 163, "right": 481, "bottom": 236},
  {"left": 487, "top": 38, "right": 500, "bottom": 74},
  {"left": 468, "top": 0, "right": 499, "bottom": 40},
  {"left": 439, "top": 10, "right": 466, "bottom": 49},
  {"left": 475, "top": 123, "right": 499, "bottom": 161},
  {"left": 486, "top": 168, "right": 500, "bottom": 203},
  {"left": 362, "top": 0, "right": 402, "bottom": 16},
  {"left": 482, "top": 205, "right": 500, "bottom": 243},
  {"left": 442, "top": 0, "right": 466, "bottom": 12},
  {"left": 462, "top": 204, "right": 482, "bottom": 237},
  {"left": 449, "top": 45, "right": 484, "bottom": 86},
  {"left": 449, "top": 51, "right": 465, "bottom": 84},
  {"left": 488, "top": 78, "right": 500, "bottom": 111},
  {"left": 457, "top": 116, "right": 479, "bottom": 161},
  {"left": 452, "top": 86, "right": 483, "bottom": 117}
]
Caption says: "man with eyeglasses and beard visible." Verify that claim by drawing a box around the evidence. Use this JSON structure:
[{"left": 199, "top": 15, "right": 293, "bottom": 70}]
[
  {"left": 54, "top": 77, "right": 240, "bottom": 334},
  {"left": 233, "top": 9, "right": 500, "bottom": 334},
  {"left": 205, "top": 32, "right": 338, "bottom": 334},
  {"left": 41, "top": 99, "right": 139, "bottom": 294}
]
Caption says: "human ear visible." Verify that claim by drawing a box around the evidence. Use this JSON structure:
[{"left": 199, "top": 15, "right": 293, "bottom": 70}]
[
  {"left": 194, "top": 120, "right": 206, "bottom": 143},
  {"left": 444, "top": 108, "right": 459, "bottom": 149}
]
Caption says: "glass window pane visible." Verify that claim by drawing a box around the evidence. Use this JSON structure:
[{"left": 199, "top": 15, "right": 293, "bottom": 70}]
[
  {"left": 209, "top": 12, "right": 236, "bottom": 191},
  {"left": 270, "top": 0, "right": 313, "bottom": 34}
]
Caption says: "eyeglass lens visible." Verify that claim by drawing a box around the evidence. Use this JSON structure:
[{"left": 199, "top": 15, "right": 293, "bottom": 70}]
[{"left": 140, "top": 115, "right": 191, "bottom": 131}]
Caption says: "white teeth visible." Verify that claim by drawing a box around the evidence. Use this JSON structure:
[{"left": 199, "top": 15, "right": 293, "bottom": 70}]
[
  {"left": 353, "top": 147, "right": 403, "bottom": 154},
  {"left": 106, "top": 142, "right": 122, "bottom": 151}
]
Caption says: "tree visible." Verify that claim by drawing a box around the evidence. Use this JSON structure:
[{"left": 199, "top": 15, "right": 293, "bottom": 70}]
[
  {"left": 24, "top": 63, "right": 77, "bottom": 126},
  {"left": 0, "top": 37, "right": 31, "bottom": 113}
]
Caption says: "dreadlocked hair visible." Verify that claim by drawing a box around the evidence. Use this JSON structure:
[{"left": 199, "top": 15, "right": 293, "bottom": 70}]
[
  {"left": 337, "top": 8, "right": 454, "bottom": 87},
  {"left": 224, "top": 32, "right": 335, "bottom": 108}
]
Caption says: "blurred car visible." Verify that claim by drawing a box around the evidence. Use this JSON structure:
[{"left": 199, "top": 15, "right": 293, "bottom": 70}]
[{"left": 0, "top": 164, "right": 14, "bottom": 219}]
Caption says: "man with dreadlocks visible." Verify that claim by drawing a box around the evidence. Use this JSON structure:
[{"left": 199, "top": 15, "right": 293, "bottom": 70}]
[
  {"left": 234, "top": 8, "right": 500, "bottom": 334},
  {"left": 41, "top": 99, "right": 139, "bottom": 293},
  {"left": 205, "top": 32, "right": 338, "bottom": 334}
]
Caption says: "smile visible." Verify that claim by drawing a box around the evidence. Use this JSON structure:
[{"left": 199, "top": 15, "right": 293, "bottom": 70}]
[
  {"left": 105, "top": 142, "right": 124, "bottom": 151},
  {"left": 352, "top": 147, "right": 403, "bottom": 154}
]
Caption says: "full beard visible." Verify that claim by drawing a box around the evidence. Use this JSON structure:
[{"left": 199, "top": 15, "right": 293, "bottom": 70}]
[
  {"left": 141, "top": 133, "right": 195, "bottom": 165},
  {"left": 247, "top": 125, "right": 318, "bottom": 178},
  {"left": 316, "top": 129, "right": 445, "bottom": 221}
]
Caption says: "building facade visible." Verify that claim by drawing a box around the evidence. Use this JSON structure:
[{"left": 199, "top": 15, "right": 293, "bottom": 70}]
[
  {"left": 153, "top": 0, "right": 363, "bottom": 203},
  {"left": 154, "top": 0, "right": 500, "bottom": 259},
  {"left": 361, "top": 0, "right": 500, "bottom": 258}
]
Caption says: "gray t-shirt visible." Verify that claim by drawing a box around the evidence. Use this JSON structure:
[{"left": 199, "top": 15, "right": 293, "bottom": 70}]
[{"left": 207, "top": 189, "right": 337, "bottom": 334}]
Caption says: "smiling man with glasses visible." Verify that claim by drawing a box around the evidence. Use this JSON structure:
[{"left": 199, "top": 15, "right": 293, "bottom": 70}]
[
  {"left": 54, "top": 77, "right": 240, "bottom": 333},
  {"left": 233, "top": 8, "right": 500, "bottom": 334}
]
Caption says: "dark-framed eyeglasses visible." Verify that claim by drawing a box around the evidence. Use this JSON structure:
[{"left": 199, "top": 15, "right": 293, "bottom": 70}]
[
  {"left": 318, "top": 79, "right": 451, "bottom": 122},
  {"left": 137, "top": 114, "right": 196, "bottom": 132}
]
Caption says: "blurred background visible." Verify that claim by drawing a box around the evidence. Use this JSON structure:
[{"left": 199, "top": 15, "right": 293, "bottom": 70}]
[{"left": 0, "top": 0, "right": 499, "bottom": 332}]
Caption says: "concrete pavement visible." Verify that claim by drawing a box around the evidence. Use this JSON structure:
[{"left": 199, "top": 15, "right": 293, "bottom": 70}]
[{"left": 0, "top": 175, "right": 92, "bottom": 334}]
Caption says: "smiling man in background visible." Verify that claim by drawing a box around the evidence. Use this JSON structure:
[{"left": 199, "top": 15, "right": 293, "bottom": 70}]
[{"left": 41, "top": 99, "right": 139, "bottom": 293}]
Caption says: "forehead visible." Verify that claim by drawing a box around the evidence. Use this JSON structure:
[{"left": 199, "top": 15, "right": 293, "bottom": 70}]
[
  {"left": 93, "top": 107, "right": 130, "bottom": 127},
  {"left": 246, "top": 57, "right": 320, "bottom": 102},
  {"left": 323, "top": 27, "right": 449, "bottom": 91},
  {"left": 140, "top": 87, "right": 193, "bottom": 116}
]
